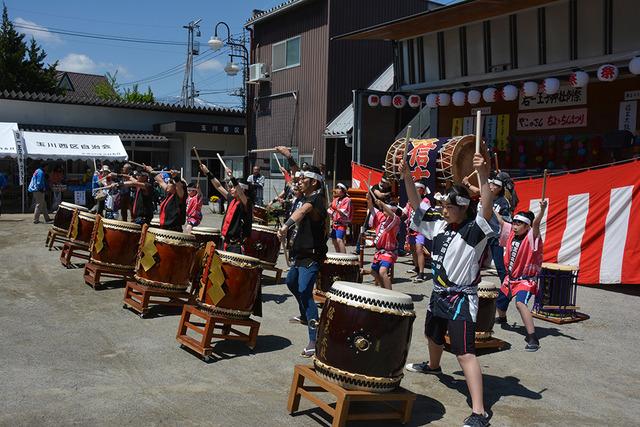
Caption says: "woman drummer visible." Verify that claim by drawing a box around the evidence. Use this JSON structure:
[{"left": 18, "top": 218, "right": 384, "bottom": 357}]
[
  {"left": 144, "top": 165, "right": 187, "bottom": 232},
  {"left": 327, "top": 183, "right": 352, "bottom": 253},
  {"left": 185, "top": 183, "right": 203, "bottom": 234},
  {"left": 120, "top": 170, "right": 154, "bottom": 225},
  {"left": 200, "top": 164, "right": 254, "bottom": 254}
]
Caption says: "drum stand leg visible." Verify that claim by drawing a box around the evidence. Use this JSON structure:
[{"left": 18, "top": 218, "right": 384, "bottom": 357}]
[
  {"left": 122, "top": 280, "right": 194, "bottom": 318},
  {"left": 83, "top": 262, "right": 133, "bottom": 290},
  {"left": 176, "top": 305, "right": 261, "bottom": 360},
  {"left": 261, "top": 263, "right": 283, "bottom": 284},
  {"left": 287, "top": 365, "right": 416, "bottom": 427},
  {"left": 60, "top": 241, "right": 89, "bottom": 268},
  {"left": 46, "top": 228, "right": 69, "bottom": 250},
  {"left": 444, "top": 334, "right": 509, "bottom": 352}
]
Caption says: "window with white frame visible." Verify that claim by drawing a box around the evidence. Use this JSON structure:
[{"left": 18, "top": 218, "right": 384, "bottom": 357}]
[{"left": 272, "top": 36, "right": 301, "bottom": 71}]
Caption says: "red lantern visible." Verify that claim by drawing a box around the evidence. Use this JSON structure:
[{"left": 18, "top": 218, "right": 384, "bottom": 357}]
[
  {"left": 367, "top": 94, "right": 380, "bottom": 107},
  {"left": 597, "top": 64, "right": 618, "bottom": 82},
  {"left": 408, "top": 94, "right": 421, "bottom": 108},
  {"left": 392, "top": 94, "right": 406, "bottom": 109},
  {"left": 568, "top": 71, "right": 589, "bottom": 88}
]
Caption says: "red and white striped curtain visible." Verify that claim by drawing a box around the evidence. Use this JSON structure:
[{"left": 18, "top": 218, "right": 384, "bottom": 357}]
[{"left": 515, "top": 160, "right": 640, "bottom": 285}]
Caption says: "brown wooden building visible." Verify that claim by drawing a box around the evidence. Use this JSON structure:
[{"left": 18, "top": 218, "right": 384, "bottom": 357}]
[
  {"left": 244, "top": 0, "right": 441, "bottom": 186},
  {"left": 337, "top": 0, "right": 640, "bottom": 177}
]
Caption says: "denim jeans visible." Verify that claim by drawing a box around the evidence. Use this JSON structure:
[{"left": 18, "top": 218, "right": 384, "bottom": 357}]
[
  {"left": 286, "top": 261, "right": 320, "bottom": 342},
  {"left": 488, "top": 237, "right": 506, "bottom": 283}
]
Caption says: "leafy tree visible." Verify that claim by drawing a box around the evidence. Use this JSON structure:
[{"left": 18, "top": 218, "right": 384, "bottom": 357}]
[
  {"left": 0, "top": 5, "right": 62, "bottom": 94},
  {"left": 94, "top": 71, "right": 155, "bottom": 103}
]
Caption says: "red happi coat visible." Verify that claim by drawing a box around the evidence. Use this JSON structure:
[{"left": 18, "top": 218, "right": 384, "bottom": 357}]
[
  {"left": 369, "top": 209, "right": 400, "bottom": 264},
  {"left": 328, "top": 196, "right": 352, "bottom": 230},
  {"left": 499, "top": 222, "right": 544, "bottom": 296}
]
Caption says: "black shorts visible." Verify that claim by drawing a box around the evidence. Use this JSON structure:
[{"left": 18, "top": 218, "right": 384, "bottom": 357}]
[{"left": 425, "top": 310, "right": 476, "bottom": 356}]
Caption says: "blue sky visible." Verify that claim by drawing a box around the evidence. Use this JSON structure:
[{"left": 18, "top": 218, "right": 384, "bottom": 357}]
[{"left": 5, "top": 0, "right": 281, "bottom": 108}]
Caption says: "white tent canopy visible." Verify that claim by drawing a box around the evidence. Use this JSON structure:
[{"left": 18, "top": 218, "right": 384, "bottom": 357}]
[
  {"left": 21, "top": 131, "right": 128, "bottom": 161},
  {"left": 0, "top": 122, "right": 19, "bottom": 158}
]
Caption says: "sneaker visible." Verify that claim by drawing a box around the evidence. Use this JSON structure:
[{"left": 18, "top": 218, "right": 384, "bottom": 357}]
[
  {"left": 495, "top": 316, "right": 507, "bottom": 324},
  {"left": 405, "top": 361, "right": 442, "bottom": 375},
  {"left": 525, "top": 334, "right": 540, "bottom": 352},
  {"left": 33, "top": 220, "right": 40, "bottom": 224},
  {"left": 419, "top": 272, "right": 429, "bottom": 281},
  {"left": 412, "top": 274, "right": 424, "bottom": 283},
  {"left": 300, "top": 347, "right": 315, "bottom": 358},
  {"left": 406, "top": 268, "right": 418, "bottom": 276},
  {"left": 44, "top": 219, "right": 54, "bottom": 224},
  {"left": 463, "top": 412, "right": 489, "bottom": 427}
]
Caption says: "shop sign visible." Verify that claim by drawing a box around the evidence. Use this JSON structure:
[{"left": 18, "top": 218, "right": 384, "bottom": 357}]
[
  {"left": 519, "top": 85, "right": 586, "bottom": 110},
  {"left": 484, "top": 115, "right": 497, "bottom": 144},
  {"left": 496, "top": 114, "right": 510, "bottom": 151},
  {"left": 517, "top": 108, "right": 588, "bottom": 130},
  {"left": 471, "top": 107, "right": 491, "bottom": 115},
  {"left": 618, "top": 101, "right": 637, "bottom": 132},
  {"left": 451, "top": 118, "right": 463, "bottom": 136},
  {"left": 624, "top": 91, "right": 640, "bottom": 101},
  {"left": 174, "top": 121, "right": 245, "bottom": 135},
  {"left": 74, "top": 190, "right": 86, "bottom": 206}
]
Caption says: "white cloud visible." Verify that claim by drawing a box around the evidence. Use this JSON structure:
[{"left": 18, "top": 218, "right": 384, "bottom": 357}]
[
  {"left": 58, "top": 53, "right": 131, "bottom": 79},
  {"left": 59, "top": 53, "right": 97, "bottom": 73},
  {"left": 196, "top": 59, "right": 223, "bottom": 72},
  {"left": 14, "top": 17, "right": 62, "bottom": 45}
]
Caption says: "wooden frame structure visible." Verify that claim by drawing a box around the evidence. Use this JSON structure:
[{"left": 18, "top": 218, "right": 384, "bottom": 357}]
[{"left": 122, "top": 280, "right": 194, "bottom": 318}]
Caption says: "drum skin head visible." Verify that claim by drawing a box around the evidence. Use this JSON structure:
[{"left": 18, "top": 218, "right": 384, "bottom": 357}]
[
  {"left": 60, "top": 202, "right": 88, "bottom": 212},
  {"left": 192, "top": 227, "right": 221, "bottom": 234},
  {"left": 326, "top": 252, "right": 359, "bottom": 262},
  {"left": 331, "top": 281, "right": 413, "bottom": 306}
]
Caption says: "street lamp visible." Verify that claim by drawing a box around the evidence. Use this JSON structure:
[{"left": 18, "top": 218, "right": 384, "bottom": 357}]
[
  {"left": 208, "top": 22, "right": 249, "bottom": 77},
  {"left": 224, "top": 58, "right": 241, "bottom": 76}
]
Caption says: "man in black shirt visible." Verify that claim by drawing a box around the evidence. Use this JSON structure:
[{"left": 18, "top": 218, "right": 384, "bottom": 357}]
[
  {"left": 278, "top": 166, "right": 328, "bottom": 358},
  {"left": 121, "top": 170, "right": 154, "bottom": 225}
]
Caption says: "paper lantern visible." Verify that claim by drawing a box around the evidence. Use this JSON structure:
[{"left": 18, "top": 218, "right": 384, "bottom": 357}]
[
  {"left": 425, "top": 93, "right": 438, "bottom": 108},
  {"left": 408, "top": 94, "right": 421, "bottom": 108},
  {"left": 436, "top": 93, "right": 451, "bottom": 106},
  {"left": 392, "top": 94, "right": 406, "bottom": 109},
  {"left": 482, "top": 87, "right": 498, "bottom": 103},
  {"left": 522, "top": 81, "right": 539, "bottom": 97},
  {"left": 629, "top": 57, "right": 640, "bottom": 75},
  {"left": 367, "top": 94, "right": 380, "bottom": 107},
  {"left": 568, "top": 71, "right": 589, "bottom": 88},
  {"left": 597, "top": 64, "right": 618, "bottom": 82},
  {"left": 467, "top": 90, "right": 481, "bottom": 105},
  {"left": 452, "top": 91, "right": 466, "bottom": 106},
  {"left": 501, "top": 84, "right": 518, "bottom": 101},
  {"left": 543, "top": 78, "right": 560, "bottom": 95},
  {"left": 380, "top": 95, "right": 392, "bottom": 107}
]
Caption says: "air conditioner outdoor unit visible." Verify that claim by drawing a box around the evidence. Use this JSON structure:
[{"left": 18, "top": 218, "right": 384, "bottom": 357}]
[{"left": 249, "top": 63, "right": 269, "bottom": 82}]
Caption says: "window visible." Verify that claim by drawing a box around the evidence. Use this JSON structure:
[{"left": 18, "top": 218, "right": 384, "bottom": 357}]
[{"left": 272, "top": 36, "right": 301, "bottom": 71}]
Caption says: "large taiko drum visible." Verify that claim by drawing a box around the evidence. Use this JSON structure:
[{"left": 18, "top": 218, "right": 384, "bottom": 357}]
[
  {"left": 475, "top": 281, "right": 499, "bottom": 341},
  {"left": 314, "top": 282, "right": 415, "bottom": 392},
  {"left": 89, "top": 217, "right": 142, "bottom": 271},
  {"left": 316, "top": 253, "right": 362, "bottom": 296},
  {"left": 245, "top": 224, "right": 280, "bottom": 265},
  {"left": 191, "top": 226, "right": 222, "bottom": 248},
  {"left": 437, "top": 135, "right": 487, "bottom": 185},
  {"left": 150, "top": 218, "right": 160, "bottom": 227},
  {"left": 134, "top": 227, "right": 198, "bottom": 291},
  {"left": 534, "top": 263, "right": 579, "bottom": 318},
  {"left": 197, "top": 248, "right": 263, "bottom": 319},
  {"left": 253, "top": 206, "right": 268, "bottom": 223},
  {"left": 53, "top": 202, "right": 88, "bottom": 233},
  {"left": 68, "top": 211, "right": 96, "bottom": 247}
]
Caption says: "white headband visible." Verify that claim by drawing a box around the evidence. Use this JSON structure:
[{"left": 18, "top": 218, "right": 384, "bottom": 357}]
[
  {"left": 434, "top": 192, "right": 470, "bottom": 206},
  {"left": 414, "top": 182, "right": 431, "bottom": 194},
  {"left": 302, "top": 171, "right": 323, "bottom": 182},
  {"left": 294, "top": 171, "right": 302, "bottom": 178},
  {"left": 336, "top": 183, "right": 347, "bottom": 191},
  {"left": 489, "top": 178, "right": 504, "bottom": 187},
  {"left": 513, "top": 214, "right": 532, "bottom": 226}
]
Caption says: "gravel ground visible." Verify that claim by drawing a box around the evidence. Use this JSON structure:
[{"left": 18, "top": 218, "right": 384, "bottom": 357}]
[{"left": 1, "top": 209, "right": 638, "bottom": 426}]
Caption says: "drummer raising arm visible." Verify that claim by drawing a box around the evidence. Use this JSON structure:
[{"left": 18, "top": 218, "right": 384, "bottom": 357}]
[
  {"left": 200, "top": 164, "right": 253, "bottom": 254},
  {"left": 401, "top": 152, "right": 494, "bottom": 427}
]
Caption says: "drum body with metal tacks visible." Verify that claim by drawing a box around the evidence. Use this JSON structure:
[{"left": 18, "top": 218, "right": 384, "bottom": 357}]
[
  {"left": 534, "top": 263, "right": 579, "bottom": 318},
  {"left": 316, "top": 253, "right": 362, "bottom": 296},
  {"left": 135, "top": 227, "right": 198, "bottom": 291},
  {"left": 89, "top": 217, "right": 142, "bottom": 271},
  {"left": 314, "top": 282, "right": 415, "bottom": 392},
  {"left": 197, "top": 249, "right": 263, "bottom": 319},
  {"left": 475, "top": 281, "right": 499, "bottom": 340},
  {"left": 68, "top": 211, "right": 96, "bottom": 247},
  {"left": 245, "top": 224, "right": 280, "bottom": 265},
  {"left": 437, "top": 135, "right": 488, "bottom": 186},
  {"left": 53, "top": 202, "right": 88, "bottom": 233},
  {"left": 253, "top": 206, "right": 268, "bottom": 223}
]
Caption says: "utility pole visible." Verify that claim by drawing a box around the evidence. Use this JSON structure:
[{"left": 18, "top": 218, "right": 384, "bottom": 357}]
[{"left": 181, "top": 19, "right": 202, "bottom": 107}]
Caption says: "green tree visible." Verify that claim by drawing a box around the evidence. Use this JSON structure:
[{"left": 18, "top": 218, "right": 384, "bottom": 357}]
[
  {"left": 94, "top": 71, "right": 155, "bottom": 103},
  {"left": 0, "top": 5, "right": 62, "bottom": 94}
]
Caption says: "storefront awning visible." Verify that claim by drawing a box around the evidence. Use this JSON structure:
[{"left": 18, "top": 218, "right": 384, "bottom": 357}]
[
  {"left": 21, "top": 131, "right": 128, "bottom": 161},
  {"left": 0, "top": 122, "right": 18, "bottom": 158}
]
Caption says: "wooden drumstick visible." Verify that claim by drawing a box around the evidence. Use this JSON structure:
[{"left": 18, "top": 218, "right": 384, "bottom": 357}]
[
  {"left": 541, "top": 169, "right": 548, "bottom": 201},
  {"left": 216, "top": 153, "right": 228, "bottom": 170},
  {"left": 273, "top": 153, "right": 283, "bottom": 171},
  {"left": 475, "top": 110, "right": 481, "bottom": 154},
  {"left": 128, "top": 160, "right": 145, "bottom": 169},
  {"left": 196, "top": 171, "right": 201, "bottom": 190},
  {"left": 464, "top": 170, "right": 478, "bottom": 180},
  {"left": 192, "top": 146, "right": 203, "bottom": 165},
  {"left": 249, "top": 147, "right": 292, "bottom": 153},
  {"left": 494, "top": 152, "right": 500, "bottom": 172}
]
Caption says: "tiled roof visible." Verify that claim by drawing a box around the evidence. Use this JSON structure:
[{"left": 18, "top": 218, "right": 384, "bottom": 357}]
[
  {"left": 245, "top": 0, "right": 311, "bottom": 26},
  {"left": 0, "top": 90, "right": 244, "bottom": 116},
  {"left": 56, "top": 71, "right": 113, "bottom": 98},
  {"left": 19, "top": 124, "right": 169, "bottom": 143}
]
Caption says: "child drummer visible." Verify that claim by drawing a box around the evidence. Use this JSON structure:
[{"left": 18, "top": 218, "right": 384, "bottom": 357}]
[
  {"left": 366, "top": 191, "right": 400, "bottom": 290},
  {"left": 401, "top": 152, "right": 494, "bottom": 427},
  {"left": 327, "top": 183, "right": 352, "bottom": 253},
  {"left": 494, "top": 201, "right": 547, "bottom": 351}
]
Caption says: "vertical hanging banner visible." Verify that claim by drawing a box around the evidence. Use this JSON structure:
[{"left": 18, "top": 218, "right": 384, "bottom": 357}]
[
  {"left": 405, "top": 138, "right": 445, "bottom": 192},
  {"left": 618, "top": 101, "right": 637, "bottom": 132},
  {"left": 13, "top": 130, "right": 24, "bottom": 186},
  {"left": 496, "top": 114, "right": 510, "bottom": 151},
  {"left": 484, "top": 115, "right": 498, "bottom": 146},
  {"left": 451, "top": 118, "right": 463, "bottom": 136},
  {"left": 462, "top": 116, "right": 475, "bottom": 135}
]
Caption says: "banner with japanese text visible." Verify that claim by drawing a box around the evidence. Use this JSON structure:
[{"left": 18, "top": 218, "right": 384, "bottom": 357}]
[{"left": 21, "top": 131, "right": 128, "bottom": 161}]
